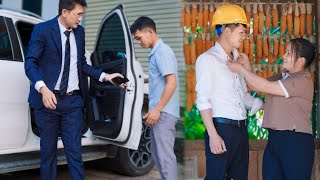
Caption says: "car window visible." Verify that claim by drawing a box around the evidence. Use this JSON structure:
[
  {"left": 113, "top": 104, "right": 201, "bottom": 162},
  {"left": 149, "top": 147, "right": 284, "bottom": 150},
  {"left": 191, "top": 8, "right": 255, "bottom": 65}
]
[
  {"left": 96, "top": 13, "right": 126, "bottom": 64},
  {"left": 0, "top": 16, "right": 13, "bottom": 60},
  {"left": 16, "top": 21, "right": 34, "bottom": 58}
]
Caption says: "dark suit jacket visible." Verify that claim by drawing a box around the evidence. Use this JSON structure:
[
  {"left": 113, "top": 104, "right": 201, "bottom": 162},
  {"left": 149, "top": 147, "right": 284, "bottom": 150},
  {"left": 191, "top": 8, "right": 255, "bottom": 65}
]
[{"left": 25, "top": 16, "right": 102, "bottom": 109}]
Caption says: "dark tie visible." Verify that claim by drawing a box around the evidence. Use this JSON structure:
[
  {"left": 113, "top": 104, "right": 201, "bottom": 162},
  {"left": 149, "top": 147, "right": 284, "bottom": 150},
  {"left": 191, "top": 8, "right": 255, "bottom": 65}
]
[{"left": 59, "top": 30, "right": 71, "bottom": 95}]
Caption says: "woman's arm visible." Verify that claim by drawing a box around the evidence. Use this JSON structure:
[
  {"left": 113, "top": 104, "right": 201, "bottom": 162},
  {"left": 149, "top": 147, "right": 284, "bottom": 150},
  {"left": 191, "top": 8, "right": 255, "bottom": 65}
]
[{"left": 228, "top": 61, "right": 286, "bottom": 96}]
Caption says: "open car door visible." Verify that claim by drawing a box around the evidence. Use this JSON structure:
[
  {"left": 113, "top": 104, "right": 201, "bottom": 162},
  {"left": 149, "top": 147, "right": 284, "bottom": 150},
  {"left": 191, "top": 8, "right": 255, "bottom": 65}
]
[{"left": 88, "top": 5, "right": 144, "bottom": 150}]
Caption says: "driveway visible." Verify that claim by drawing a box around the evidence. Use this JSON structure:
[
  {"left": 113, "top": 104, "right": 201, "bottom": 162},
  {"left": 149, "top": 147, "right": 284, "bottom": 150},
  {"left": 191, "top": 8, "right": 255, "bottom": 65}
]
[{"left": 0, "top": 163, "right": 161, "bottom": 180}]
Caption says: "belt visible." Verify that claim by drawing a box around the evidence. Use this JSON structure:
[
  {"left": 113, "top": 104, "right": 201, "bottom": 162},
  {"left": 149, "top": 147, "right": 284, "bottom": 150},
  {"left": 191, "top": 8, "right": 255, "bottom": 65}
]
[
  {"left": 213, "top": 117, "right": 247, "bottom": 127},
  {"left": 53, "top": 90, "right": 80, "bottom": 96}
]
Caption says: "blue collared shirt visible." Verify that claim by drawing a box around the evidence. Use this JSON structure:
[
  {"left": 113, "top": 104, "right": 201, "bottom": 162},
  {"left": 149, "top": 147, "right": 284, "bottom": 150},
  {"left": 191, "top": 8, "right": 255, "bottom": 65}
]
[{"left": 148, "top": 39, "right": 180, "bottom": 118}]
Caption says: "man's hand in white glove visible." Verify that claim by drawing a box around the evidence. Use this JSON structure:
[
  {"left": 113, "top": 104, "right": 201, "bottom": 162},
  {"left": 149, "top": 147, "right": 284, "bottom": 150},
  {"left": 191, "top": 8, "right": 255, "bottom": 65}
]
[
  {"left": 249, "top": 98, "right": 263, "bottom": 116},
  {"left": 243, "top": 92, "right": 263, "bottom": 116}
]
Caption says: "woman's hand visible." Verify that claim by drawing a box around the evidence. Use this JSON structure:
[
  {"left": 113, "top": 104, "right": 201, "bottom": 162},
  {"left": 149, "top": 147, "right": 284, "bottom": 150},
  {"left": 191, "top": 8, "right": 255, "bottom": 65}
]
[
  {"left": 237, "top": 53, "right": 252, "bottom": 71},
  {"left": 237, "top": 52, "right": 250, "bottom": 65},
  {"left": 227, "top": 60, "right": 244, "bottom": 73}
]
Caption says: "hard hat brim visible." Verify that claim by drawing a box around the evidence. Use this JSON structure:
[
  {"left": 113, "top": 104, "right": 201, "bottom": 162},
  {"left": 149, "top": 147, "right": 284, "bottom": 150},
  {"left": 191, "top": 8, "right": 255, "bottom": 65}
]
[{"left": 211, "top": 22, "right": 252, "bottom": 27}]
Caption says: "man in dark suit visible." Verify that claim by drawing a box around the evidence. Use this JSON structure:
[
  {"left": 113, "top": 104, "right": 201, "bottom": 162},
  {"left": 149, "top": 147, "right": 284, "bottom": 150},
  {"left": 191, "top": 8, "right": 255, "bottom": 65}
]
[{"left": 24, "top": 0, "right": 124, "bottom": 179}]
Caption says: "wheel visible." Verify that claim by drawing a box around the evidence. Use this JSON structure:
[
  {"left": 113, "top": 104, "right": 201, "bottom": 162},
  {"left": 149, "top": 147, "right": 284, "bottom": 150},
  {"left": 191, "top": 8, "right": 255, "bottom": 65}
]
[
  {"left": 107, "top": 121, "right": 154, "bottom": 176},
  {"left": 96, "top": 105, "right": 154, "bottom": 177}
]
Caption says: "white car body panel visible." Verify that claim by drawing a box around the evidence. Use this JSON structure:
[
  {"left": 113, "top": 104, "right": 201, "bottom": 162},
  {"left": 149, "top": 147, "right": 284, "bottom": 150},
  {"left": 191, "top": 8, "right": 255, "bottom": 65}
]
[
  {"left": 0, "top": 10, "right": 43, "bottom": 151},
  {"left": 0, "top": 61, "right": 29, "bottom": 150}
]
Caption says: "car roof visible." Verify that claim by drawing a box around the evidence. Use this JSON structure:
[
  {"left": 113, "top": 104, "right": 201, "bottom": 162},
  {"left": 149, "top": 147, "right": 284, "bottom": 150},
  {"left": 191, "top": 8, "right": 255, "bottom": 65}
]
[{"left": 0, "top": 6, "right": 44, "bottom": 23}]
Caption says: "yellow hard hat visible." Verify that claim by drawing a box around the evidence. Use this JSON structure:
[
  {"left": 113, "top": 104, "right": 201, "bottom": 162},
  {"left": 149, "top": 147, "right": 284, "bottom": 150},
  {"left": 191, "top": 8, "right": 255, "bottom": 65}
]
[{"left": 211, "top": 4, "right": 251, "bottom": 27}]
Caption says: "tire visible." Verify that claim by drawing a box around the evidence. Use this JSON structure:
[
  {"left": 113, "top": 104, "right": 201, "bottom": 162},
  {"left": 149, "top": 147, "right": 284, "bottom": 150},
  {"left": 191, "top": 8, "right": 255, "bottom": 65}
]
[
  {"left": 90, "top": 105, "right": 154, "bottom": 176},
  {"left": 109, "top": 122, "right": 154, "bottom": 176}
]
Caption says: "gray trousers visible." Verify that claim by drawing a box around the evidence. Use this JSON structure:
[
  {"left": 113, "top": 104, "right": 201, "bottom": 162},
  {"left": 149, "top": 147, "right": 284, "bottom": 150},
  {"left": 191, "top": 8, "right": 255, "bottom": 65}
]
[{"left": 150, "top": 112, "right": 178, "bottom": 180}]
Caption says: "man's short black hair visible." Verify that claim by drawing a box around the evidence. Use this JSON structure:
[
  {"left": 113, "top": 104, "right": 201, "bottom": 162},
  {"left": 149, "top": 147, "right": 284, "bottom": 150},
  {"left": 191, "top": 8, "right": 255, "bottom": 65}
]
[
  {"left": 215, "top": 23, "right": 247, "bottom": 35},
  {"left": 130, "top": 16, "right": 156, "bottom": 34},
  {"left": 59, "top": 0, "right": 87, "bottom": 15}
]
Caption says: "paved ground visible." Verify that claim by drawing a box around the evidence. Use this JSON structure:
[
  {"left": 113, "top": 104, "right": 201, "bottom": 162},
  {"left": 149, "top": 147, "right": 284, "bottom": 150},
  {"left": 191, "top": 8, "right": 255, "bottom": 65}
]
[
  {"left": 0, "top": 164, "right": 161, "bottom": 180},
  {"left": 0, "top": 163, "right": 185, "bottom": 180},
  {"left": 0, "top": 122, "right": 185, "bottom": 180}
]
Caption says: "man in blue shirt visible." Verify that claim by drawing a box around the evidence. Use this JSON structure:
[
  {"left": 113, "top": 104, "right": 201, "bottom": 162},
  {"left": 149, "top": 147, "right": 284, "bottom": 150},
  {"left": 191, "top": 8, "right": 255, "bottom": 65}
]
[{"left": 130, "top": 16, "right": 179, "bottom": 180}]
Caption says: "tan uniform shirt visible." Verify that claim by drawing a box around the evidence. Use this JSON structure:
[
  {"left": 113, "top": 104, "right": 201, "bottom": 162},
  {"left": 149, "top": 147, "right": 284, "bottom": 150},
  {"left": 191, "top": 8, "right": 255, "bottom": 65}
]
[{"left": 262, "top": 70, "right": 314, "bottom": 134}]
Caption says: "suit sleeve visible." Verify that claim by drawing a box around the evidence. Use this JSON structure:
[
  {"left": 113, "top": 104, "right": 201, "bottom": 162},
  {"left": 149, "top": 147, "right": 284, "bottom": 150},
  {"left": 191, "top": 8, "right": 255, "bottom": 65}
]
[{"left": 24, "top": 24, "right": 46, "bottom": 84}]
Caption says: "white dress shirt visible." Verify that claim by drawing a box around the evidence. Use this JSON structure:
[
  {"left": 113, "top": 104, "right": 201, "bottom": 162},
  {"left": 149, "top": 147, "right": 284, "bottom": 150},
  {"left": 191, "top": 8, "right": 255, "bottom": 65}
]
[
  {"left": 35, "top": 19, "right": 106, "bottom": 92},
  {"left": 53, "top": 19, "right": 79, "bottom": 92},
  {"left": 195, "top": 42, "right": 247, "bottom": 120}
]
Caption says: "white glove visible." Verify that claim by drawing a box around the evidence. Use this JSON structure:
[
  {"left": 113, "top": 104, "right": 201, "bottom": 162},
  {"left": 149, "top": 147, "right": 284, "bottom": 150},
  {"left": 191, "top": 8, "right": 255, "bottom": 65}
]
[
  {"left": 243, "top": 93, "right": 263, "bottom": 116},
  {"left": 249, "top": 98, "right": 263, "bottom": 116},
  {"left": 244, "top": 93, "right": 255, "bottom": 110}
]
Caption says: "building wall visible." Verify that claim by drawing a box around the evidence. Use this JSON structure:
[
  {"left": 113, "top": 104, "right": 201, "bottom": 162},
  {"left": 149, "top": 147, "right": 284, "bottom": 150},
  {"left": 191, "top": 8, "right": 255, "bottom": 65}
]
[
  {"left": 41, "top": 0, "right": 58, "bottom": 20},
  {"left": 2, "top": 0, "right": 22, "bottom": 9},
  {"left": 2, "top": 0, "right": 58, "bottom": 20},
  {"left": 85, "top": 0, "right": 186, "bottom": 107}
]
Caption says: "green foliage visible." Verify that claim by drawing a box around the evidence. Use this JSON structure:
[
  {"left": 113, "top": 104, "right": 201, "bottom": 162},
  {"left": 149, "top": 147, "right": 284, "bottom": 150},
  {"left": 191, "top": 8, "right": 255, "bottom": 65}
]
[
  {"left": 247, "top": 93, "right": 269, "bottom": 139},
  {"left": 311, "top": 76, "right": 318, "bottom": 138},
  {"left": 184, "top": 106, "right": 205, "bottom": 140},
  {"left": 247, "top": 109, "right": 269, "bottom": 139}
]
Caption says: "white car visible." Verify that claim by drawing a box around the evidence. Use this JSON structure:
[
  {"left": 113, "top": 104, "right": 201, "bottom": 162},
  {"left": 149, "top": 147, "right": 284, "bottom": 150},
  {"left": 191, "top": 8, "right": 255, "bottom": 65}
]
[{"left": 0, "top": 5, "right": 153, "bottom": 176}]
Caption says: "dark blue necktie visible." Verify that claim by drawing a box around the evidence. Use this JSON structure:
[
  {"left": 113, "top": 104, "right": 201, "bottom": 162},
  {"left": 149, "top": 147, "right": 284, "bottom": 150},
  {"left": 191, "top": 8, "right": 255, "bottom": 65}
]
[{"left": 59, "top": 30, "right": 71, "bottom": 95}]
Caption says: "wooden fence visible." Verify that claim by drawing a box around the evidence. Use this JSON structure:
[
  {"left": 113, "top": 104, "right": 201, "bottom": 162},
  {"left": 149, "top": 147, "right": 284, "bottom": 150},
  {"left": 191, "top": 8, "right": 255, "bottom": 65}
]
[{"left": 184, "top": 139, "right": 320, "bottom": 179}]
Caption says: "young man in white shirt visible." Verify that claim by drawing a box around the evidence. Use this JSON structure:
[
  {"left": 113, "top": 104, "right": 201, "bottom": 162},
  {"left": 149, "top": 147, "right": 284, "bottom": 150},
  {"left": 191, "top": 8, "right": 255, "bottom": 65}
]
[{"left": 195, "top": 5, "right": 262, "bottom": 180}]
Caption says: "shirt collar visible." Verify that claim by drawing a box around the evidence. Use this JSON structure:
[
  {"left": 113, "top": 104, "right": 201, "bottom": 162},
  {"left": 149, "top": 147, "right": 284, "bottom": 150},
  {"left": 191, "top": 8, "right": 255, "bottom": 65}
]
[
  {"left": 149, "top": 39, "right": 163, "bottom": 57},
  {"left": 58, "top": 18, "right": 72, "bottom": 35},
  {"left": 214, "top": 42, "right": 239, "bottom": 64},
  {"left": 285, "top": 70, "right": 311, "bottom": 79},
  {"left": 281, "top": 72, "right": 290, "bottom": 79}
]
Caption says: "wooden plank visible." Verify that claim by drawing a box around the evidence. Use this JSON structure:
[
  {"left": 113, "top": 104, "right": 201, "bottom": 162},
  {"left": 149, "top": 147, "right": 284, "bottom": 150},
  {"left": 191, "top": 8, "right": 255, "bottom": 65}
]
[
  {"left": 258, "top": 150, "right": 265, "bottom": 180},
  {"left": 185, "top": 140, "right": 319, "bottom": 179},
  {"left": 311, "top": 149, "right": 320, "bottom": 180},
  {"left": 248, "top": 151, "right": 258, "bottom": 180},
  {"left": 184, "top": 140, "right": 206, "bottom": 178},
  {"left": 184, "top": 140, "right": 205, "bottom": 151},
  {"left": 249, "top": 140, "right": 267, "bottom": 151}
]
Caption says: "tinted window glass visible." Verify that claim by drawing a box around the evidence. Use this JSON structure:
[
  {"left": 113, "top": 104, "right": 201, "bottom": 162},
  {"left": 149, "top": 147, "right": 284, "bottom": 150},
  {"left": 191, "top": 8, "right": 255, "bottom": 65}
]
[
  {"left": 23, "top": 0, "right": 42, "bottom": 16},
  {"left": 0, "top": 17, "right": 13, "bottom": 60},
  {"left": 16, "top": 21, "right": 34, "bottom": 58},
  {"left": 96, "top": 13, "right": 126, "bottom": 64}
]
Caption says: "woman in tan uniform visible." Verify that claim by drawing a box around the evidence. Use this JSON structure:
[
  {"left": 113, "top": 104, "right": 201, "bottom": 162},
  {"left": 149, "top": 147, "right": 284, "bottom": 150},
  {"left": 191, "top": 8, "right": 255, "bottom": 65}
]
[{"left": 228, "top": 38, "right": 316, "bottom": 180}]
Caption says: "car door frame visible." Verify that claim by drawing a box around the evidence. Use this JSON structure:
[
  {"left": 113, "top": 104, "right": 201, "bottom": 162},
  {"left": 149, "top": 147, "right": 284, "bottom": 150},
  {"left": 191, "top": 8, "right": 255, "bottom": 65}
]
[
  {"left": 0, "top": 16, "right": 29, "bottom": 150},
  {"left": 88, "top": 5, "right": 143, "bottom": 150}
]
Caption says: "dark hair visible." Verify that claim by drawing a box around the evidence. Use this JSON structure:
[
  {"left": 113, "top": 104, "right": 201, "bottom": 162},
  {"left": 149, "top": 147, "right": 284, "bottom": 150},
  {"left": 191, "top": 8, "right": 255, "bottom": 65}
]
[
  {"left": 225, "top": 23, "right": 247, "bottom": 29},
  {"left": 130, "top": 16, "right": 156, "bottom": 34},
  {"left": 215, "top": 23, "right": 247, "bottom": 35},
  {"left": 58, "top": 0, "right": 87, "bottom": 15},
  {"left": 290, "top": 38, "right": 316, "bottom": 69}
]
